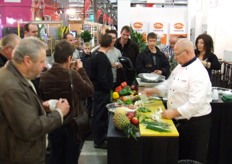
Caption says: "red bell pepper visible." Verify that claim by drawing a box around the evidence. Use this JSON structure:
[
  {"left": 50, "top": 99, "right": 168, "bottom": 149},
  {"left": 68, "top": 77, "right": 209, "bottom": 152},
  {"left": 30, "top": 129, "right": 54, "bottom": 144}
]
[
  {"left": 121, "top": 81, "right": 127, "bottom": 88},
  {"left": 115, "top": 86, "right": 122, "bottom": 92}
]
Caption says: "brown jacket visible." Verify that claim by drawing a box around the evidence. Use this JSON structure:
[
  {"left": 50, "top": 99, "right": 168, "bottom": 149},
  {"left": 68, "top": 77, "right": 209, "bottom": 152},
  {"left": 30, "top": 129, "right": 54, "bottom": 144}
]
[
  {"left": 39, "top": 63, "right": 94, "bottom": 124},
  {"left": 0, "top": 61, "right": 62, "bottom": 164}
]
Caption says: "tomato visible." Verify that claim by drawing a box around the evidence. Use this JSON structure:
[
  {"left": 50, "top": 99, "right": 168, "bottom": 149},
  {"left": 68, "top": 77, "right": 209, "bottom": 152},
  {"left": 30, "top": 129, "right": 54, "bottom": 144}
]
[
  {"left": 126, "top": 112, "right": 135, "bottom": 120},
  {"left": 131, "top": 117, "right": 139, "bottom": 125}
]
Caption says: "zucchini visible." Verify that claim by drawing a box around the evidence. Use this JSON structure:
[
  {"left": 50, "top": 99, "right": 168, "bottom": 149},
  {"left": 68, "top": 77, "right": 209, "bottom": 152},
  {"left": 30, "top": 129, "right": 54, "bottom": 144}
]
[
  {"left": 142, "top": 121, "right": 171, "bottom": 133},
  {"left": 146, "top": 124, "right": 171, "bottom": 133},
  {"left": 142, "top": 120, "right": 170, "bottom": 128}
]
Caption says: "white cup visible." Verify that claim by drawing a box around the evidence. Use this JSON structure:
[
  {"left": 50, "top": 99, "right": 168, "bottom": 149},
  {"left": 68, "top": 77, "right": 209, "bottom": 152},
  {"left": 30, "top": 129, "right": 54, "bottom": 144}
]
[
  {"left": 212, "top": 89, "right": 219, "bottom": 100},
  {"left": 48, "top": 99, "right": 58, "bottom": 111}
]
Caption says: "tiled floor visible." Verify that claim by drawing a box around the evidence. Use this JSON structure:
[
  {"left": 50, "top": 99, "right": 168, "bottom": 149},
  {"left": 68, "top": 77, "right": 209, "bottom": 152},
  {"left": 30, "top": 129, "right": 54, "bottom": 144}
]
[{"left": 78, "top": 141, "right": 107, "bottom": 164}]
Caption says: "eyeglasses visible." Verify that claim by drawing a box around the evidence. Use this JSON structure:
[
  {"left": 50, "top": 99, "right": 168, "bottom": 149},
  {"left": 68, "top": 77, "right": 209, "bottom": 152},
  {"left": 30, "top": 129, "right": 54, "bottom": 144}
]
[{"left": 174, "top": 50, "right": 186, "bottom": 56}]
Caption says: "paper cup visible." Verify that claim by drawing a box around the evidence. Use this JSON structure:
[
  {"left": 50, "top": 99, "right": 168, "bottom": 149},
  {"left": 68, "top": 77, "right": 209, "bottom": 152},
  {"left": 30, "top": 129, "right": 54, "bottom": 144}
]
[{"left": 48, "top": 99, "right": 58, "bottom": 111}]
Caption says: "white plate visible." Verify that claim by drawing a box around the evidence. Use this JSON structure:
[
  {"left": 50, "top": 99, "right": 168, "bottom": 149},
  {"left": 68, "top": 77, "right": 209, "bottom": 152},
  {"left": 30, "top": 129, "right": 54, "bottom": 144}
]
[{"left": 108, "top": 107, "right": 136, "bottom": 113}]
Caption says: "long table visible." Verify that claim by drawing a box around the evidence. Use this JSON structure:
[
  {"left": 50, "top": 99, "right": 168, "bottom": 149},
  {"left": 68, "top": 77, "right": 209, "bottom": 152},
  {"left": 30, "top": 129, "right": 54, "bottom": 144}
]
[
  {"left": 207, "top": 101, "right": 232, "bottom": 164},
  {"left": 107, "top": 101, "right": 179, "bottom": 164}
]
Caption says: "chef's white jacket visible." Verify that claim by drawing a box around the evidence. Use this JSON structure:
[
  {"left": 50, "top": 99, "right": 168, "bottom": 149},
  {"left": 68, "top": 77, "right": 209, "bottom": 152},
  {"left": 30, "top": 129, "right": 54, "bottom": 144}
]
[{"left": 157, "top": 58, "right": 212, "bottom": 120}]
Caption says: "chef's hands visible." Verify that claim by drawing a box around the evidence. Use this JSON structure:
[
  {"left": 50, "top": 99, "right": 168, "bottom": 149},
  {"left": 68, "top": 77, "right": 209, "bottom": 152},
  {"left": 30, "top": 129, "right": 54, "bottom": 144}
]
[
  {"left": 161, "top": 109, "right": 181, "bottom": 119},
  {"left": 142, "top": 87, "right": 161, "bottom": 97}
]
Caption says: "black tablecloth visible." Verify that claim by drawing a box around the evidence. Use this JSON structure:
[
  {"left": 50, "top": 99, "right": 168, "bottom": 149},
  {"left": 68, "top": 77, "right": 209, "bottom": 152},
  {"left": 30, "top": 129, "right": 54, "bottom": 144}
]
[
  {"left": 107, "top": 114, "right": 178, "bottom": 164},
  {"left": 207, "top": 101, "right": 232, "bottom": 164}
]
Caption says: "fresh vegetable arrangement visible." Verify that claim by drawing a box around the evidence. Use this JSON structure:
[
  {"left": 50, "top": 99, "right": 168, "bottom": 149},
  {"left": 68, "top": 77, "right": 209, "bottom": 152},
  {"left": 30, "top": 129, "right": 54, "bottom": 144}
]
[
  {"left": 112, "top": 82, "right": 140, "bottom": 105},
  {"left": 111, "top": 83, "right": 173, "bottom": 139}
]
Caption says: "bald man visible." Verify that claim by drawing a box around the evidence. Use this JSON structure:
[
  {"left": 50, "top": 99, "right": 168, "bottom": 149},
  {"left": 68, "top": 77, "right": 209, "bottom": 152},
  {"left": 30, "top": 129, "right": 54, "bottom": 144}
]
[
  {"left": 0, "top": 33, "right": 21, "bottom": 67},
  {"left": 144, "top": 38, "right": 212, "bottom": 163}
]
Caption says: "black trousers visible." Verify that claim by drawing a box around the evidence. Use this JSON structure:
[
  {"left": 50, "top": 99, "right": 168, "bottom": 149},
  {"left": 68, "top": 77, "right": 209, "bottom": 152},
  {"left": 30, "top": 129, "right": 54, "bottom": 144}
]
[
  {"left": 92, "top": 91, "right": 110, "bottom": 145},
  {"left": 174, "top": 114, "right": 211, "bottom": 163},
  {"left": 48, "top": 125, "right": 81, "bottom": 164}
]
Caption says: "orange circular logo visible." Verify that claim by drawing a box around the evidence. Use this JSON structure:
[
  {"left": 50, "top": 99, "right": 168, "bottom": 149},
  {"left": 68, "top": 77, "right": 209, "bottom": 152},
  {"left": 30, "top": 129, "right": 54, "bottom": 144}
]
[
  {"left": 133, "top": 22, "right": 143, "bottom": 29},
  {"left": 174, "top": 23, "right": 184, "bottom": 29},
  {"left": 154, "top": 23, "right": 163, "bottom": 29}
]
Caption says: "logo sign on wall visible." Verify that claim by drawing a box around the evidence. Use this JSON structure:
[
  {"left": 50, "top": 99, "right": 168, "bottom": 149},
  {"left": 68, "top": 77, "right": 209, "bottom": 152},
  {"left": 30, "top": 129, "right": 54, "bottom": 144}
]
[
  {"left": 131, "top": 21, "right": 148, "bottom": 33},
  {"left": 170, "top": 22, "right": 186, "bottom": 34},
  {"left": 131, "top": 21, "right": 148, "bottom": 41},
  {"left": 149, "top": 21, "right": 168, "bottom": 45},
  {"left": 169, "top": 22, "right": 187, "bottom": 39}
]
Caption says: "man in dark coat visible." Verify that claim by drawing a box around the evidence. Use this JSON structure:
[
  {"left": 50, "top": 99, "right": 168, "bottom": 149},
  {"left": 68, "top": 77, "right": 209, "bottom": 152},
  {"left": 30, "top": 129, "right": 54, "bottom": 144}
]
[
  {"left": 115, "top": 25, "right": 139, "bottom": 85},
  {"left": 136, "top": 32, "right": 170, "bottom": 78},
  {"left": 0, "top": 37, "right": 70, "bottom": 164},
  {"left": 91, "top": 34, "right": 113, "bottom": 149}
]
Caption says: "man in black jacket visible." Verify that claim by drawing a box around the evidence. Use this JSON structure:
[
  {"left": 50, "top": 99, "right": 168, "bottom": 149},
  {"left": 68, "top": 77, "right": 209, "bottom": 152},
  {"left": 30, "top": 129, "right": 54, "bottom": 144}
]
[
  {"left": 91, "top": 34, "right": 113, "bottom": 149},
  {"left": 115, "top": 25, "right": 139, "bottom": 85},
  {"left": 136, "top": 32, "right": 170, "bottom": 78}
]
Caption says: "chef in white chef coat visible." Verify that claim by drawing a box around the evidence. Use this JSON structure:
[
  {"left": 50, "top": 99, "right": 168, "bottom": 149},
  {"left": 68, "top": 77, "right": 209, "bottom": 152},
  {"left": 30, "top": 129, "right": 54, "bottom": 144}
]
[{"left": 143, "top": 38, "right": 212, "bottom": 163}]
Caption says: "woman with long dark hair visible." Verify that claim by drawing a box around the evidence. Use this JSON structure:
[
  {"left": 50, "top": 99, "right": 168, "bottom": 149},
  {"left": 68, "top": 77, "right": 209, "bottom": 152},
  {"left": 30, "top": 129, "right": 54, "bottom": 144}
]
[{"left": 195, "top": 33, "right": 221, "bottom": 80}]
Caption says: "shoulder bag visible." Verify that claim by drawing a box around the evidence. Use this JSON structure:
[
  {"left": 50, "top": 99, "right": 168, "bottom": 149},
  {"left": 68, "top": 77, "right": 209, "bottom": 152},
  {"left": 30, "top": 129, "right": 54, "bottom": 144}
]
[{"left": 69, "top": 70, "right": 91, "bottom": 141}]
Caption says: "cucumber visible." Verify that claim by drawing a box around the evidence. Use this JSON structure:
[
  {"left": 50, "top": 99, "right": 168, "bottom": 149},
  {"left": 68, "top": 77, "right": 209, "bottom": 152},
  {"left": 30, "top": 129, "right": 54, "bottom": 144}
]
[
  {"left": 146, "top": 124, "right": 171, "bottom": 133},
  {"left": 142, "top": 120, "right": 170, "bottom": 128},
  {"left": 141, "top": 121, "right": 171, "bottom": 132}
]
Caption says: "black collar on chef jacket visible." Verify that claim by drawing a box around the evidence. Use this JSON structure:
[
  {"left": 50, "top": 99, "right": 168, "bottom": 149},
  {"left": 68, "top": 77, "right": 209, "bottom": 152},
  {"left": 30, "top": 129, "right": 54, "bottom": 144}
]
[{"left": 181, "top": 56, "right": 197, "bottom": 67}]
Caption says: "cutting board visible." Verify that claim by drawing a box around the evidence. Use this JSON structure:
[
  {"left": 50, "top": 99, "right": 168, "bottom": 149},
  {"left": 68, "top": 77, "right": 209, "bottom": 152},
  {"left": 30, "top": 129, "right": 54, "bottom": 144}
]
[{"left": 139, "top": 100, "right": 179, "bottom": 137}]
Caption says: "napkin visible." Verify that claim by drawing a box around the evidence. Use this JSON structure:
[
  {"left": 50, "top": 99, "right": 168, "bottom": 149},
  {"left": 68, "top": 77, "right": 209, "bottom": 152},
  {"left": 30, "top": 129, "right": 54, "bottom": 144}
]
[{"left": 221, "top": 95, "right": 232, "bottom": 103}]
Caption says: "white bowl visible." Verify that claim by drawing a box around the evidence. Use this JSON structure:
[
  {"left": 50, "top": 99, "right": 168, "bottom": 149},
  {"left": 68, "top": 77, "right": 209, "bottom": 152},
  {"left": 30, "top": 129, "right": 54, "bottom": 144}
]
[{"left": 222, "top": 91, "right": 232, "bottom": 96}]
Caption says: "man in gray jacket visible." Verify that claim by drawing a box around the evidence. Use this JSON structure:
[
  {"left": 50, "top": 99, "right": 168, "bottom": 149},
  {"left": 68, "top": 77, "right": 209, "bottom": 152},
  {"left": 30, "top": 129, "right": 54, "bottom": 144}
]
[{"left": 0, "top": 37, "right": 70, "bottom": 164}]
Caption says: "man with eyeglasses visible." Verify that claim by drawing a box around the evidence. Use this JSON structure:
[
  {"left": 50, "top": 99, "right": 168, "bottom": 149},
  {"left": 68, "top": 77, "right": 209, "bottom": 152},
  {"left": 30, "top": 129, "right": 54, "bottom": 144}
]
[
  {"left": 0, "top": 33, "right": 21, "bottom": 67},
  {"left": 143, "top": 38, "right": 212, "bottom": 163}
]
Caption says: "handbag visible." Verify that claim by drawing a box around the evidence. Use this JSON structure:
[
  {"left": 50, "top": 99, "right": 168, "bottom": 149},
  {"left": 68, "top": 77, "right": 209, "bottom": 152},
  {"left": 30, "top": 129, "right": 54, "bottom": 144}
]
[{"left": 69, "top": 71, "right": 91, "bottom": 141}]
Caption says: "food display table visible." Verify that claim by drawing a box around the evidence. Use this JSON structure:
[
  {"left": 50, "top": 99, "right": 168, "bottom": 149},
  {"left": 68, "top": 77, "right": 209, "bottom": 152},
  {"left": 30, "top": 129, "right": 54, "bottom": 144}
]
[
  {"left": 107, "top": 100, "right": 179, "bottom": 164},
  {"left": 207, "top": 100, "right": 232, "bottom": 164}
]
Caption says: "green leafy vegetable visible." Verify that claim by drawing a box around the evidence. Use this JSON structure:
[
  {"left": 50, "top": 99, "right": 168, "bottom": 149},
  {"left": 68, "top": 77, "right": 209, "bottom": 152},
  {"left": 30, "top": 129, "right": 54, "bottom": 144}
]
[
  {"left": 123, "top": 124, "right": 138, "bottom": 140},
  {"left": 137, "top": 107, "right": 151, "bottom": 113},
  {"left": 119, "top": 86, "right": 134, "bottom": 96}
]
